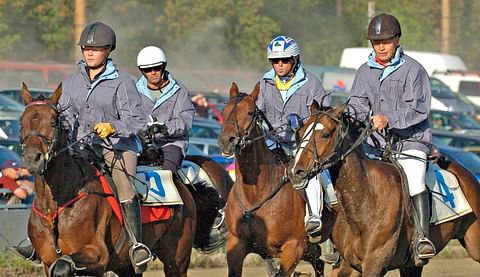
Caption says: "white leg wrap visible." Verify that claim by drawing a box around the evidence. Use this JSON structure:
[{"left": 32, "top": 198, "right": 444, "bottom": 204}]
[{"left": 396, "top": 149, "right": 427, "bottom": 196}]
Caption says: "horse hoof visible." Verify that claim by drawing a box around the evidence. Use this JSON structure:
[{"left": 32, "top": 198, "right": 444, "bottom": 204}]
[{"left": 293, "top": 272, "right": 312, "bottom": 277}]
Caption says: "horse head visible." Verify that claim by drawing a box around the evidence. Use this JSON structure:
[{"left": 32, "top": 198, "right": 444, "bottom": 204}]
[
  {"left": 20, "top": 82, "right": 63, "bottom": 175},
  {"left": 288, "top": 101, "right": 347, "bottom": 185},
  {"left": 218, "top": 82, "right": 261, "bottom": 156}
]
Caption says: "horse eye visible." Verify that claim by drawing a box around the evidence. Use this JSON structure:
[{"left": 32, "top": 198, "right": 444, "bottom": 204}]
[
  {"left": 322, "top": 132, "right": 331, "bottom": 139},
  {"left": 247, "top": 111, "right": 254, "bottom": 116}
]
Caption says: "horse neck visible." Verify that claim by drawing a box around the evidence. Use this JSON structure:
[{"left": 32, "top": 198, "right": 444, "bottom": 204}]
[
  {"left": 235, "top": 128, "right": 282, "bottom": 189},
  {"left": 40, "top": 141, "right": 87, "bottom": 205}
]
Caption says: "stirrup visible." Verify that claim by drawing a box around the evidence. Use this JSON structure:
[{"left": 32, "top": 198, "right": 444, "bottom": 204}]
[
  {"left": 320, "top": 251, "right": 340, "bottom": 265},
  {"left": 307, "top": 226, "right": 322, "bottom": 244},
  {"left": 129, "top": 242, "right": 152, "bottom": 267},
  {"left": 415, "top": 237, "right": 436, "bottom": 259}
]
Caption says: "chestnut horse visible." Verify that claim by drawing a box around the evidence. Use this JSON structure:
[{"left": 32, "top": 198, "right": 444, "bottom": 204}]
[
  {"left": 20, "top": 83, "right": 209, "bottom": 277},
  {"left": 218, "top": 83, "right": 335, "bottom": 277},
  {"left": 289, "top": 102, "right": 480, "bottom": 276}
]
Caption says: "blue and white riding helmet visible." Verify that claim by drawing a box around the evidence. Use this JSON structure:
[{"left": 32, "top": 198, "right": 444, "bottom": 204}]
[{"left": 267, "top": 35, "right": 300, "bottom": 59}]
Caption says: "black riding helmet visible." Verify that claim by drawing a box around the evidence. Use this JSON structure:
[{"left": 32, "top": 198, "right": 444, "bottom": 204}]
[
  {"left": 366, "top": 13, "right": 401, "bottom": 40},
  {"left": 78, "top": 21, "right": 116, "bottom": 51}
]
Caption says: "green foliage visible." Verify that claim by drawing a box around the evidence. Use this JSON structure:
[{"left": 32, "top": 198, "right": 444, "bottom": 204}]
[{"left": 1, "top": 0, "right": 480, "bottom": 71}]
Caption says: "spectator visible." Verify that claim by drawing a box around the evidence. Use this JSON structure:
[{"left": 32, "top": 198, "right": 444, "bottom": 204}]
[
  {"left": 191, "top": 93, "right": 210, "bottom": 118},
  {"left": 0, "top": 160, "right": 34, "bottom": 205}
]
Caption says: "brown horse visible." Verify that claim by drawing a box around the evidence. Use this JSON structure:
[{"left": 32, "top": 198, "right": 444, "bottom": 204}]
[
  {"left": 20, "top": 83, "right": 208, "bottom": 277},
  {"left": 288, "top": 102, "right": 480, "bottom": 276},
  {"left": 218, "top": 83, "right": 335, "bottom": 277}
]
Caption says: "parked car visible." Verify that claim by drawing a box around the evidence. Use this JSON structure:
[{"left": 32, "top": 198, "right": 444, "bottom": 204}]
[
  {"left": 188, "top": 118, "right": 223, "bottom": 156},
  {"left": 0, "top": 118, "right": 20, "bottom": 140},
  {"left": 0, "top": 87, "right": 53, "bottom": 106},
  {"left": 438, "top": 144, "right": 480, "bottom": 182},
  {"left": 0, "top": 94, "right": 24, "bottom": 118},
  {"left": 432, "top": 129, "right": 480, "bottom": 149},
  {"left": 0, "top": 145, "right": 22, "bottom": 166},
  {"left": 430, "top": 110, "right": 480, "bottom": 135},
  {"left": 430, "top": 77, "right": 476, "bottom": 115}
]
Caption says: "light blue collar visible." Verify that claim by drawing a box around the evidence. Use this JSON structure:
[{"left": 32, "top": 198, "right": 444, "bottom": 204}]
[
  {"left": 367, "top": 46, "right": 405, "bottom": 81},
  {"left": 81, "top": 58, "right": 119, "bottom": 99},
  {"left": 263, "top": 63, "right": 308, "bottom": 104},
  {"left": 136, "top": 73, "right": 180, "bottom": 110}
]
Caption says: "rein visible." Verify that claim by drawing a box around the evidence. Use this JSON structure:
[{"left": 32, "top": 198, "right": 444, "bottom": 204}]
[
  {"left": 303, "top": 112, "right": 374, "bottom": 178},
  {"left": 228, "top": 93, "right": 282, "bottom": 152}
]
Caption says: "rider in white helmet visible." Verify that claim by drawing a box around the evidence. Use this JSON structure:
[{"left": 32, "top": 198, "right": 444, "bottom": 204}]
[
  {"left": 257, "top": 35, "right": 331, "bottom": 244},
  {"left": 136, "top": 46, "right": 195, "bottom": 176}
]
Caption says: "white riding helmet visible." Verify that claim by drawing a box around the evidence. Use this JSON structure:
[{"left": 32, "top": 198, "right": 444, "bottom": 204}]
[
  {"left": 267, "top": 36, "right": 300, "bottom": 59},
  {"left": 137, "top": 46, "right": 167, "bottom": 69}
]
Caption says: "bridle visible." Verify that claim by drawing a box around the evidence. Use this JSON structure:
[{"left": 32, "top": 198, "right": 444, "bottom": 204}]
[
  {"left": 298, "top": 110, "right": 373, "bottom": 178},
  {"left": 20, "top": 101, "right": 61, "bottom": 173},
  {"left": 227, "top": 93, "right": 275, "bottom": 152}
]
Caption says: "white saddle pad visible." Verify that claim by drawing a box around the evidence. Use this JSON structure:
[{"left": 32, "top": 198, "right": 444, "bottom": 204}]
[
  {"left": 426, "top": 163, "right": 473, "bottom": 225},
  {"left": 134, "top": 166, "right": 183, "bottom": 206},
  {"left": 179, "top": 160, "right": 215, "bottom": 188}
]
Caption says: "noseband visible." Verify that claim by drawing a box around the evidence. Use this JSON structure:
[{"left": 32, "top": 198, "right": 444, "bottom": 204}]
[
  {"left": 228, "top": 93, "right": 270, "bottom": 152},
  {"left": 300, "top": 112, "right": 372, "bottom": 178},
  {"left": 21, "top": 101, "right": 61, "bottom": 173}
]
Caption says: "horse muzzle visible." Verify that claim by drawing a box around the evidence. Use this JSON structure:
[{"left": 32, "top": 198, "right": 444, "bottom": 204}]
[
  {"left": 23, "top": 148, "right": 47, "bottom": 175},
  {"left": 217, "top": 135, "right": 239, "bottom": 157},
  {"left": 288, "top": 164, "right": 308, "bottom": 187}
]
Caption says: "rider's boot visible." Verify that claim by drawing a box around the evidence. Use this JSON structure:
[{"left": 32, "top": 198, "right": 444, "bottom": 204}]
[
  {"left": 304, "top": 176, "right": 323, "bottom": 244},
  {"left": 9, "top": 243, "right": 38, "bottom": 262},
  {"left": 412, "top": 191, "right": 436, "bottom": 260},
  {"left": 121, "top": 198, "right": 152, "bottom": 274}
]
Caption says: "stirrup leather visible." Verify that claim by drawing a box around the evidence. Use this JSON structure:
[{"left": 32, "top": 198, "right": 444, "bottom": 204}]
[
  {"left": 129, "top": 242, "right": 153, "bottom": 267},
  {"left": 415, "top": 237, "right": 436, "bottom": 259}
]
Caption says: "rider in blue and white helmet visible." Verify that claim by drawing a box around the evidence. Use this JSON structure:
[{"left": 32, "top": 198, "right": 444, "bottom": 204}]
[{"left": 257, "top": 35, "right": 331, "bottom": 244}]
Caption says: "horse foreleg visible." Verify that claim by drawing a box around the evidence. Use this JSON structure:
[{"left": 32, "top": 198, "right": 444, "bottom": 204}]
[
  {"left": 226, "top": 235, "right": 248, "bottom": 277},
  {"left": 277, "top": 239, "right": 304, "bottom": 276},
  {"left": 460, "top": 219, "right": 480, "bottom": 263},
  {"left": 337, "top": 261, "right": 361, "bottom": 277}
]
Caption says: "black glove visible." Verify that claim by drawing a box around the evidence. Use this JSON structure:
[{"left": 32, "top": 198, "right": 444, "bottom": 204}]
[
  {"left": 138, "top": 129, "right": 152, "bottom": 145},
  {"left": 148, "top": 122, "right": 168, "bottom": 136}
]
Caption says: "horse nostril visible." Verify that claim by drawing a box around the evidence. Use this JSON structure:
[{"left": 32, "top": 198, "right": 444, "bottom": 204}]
[
  {"left": 228, "top": 136, "right": 237, "bottom": 144},
  {"left": 34, "top": 153, "right": 42, "bottom": 162},
  {"left": 295, "top": 169, "right": 306, "bottom": 178}
]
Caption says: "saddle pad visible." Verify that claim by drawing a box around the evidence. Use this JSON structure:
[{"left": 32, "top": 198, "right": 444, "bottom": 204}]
[
  {"left": 141, "top": 205, "right": 172, "bottom": 223},
  {"left": 135, "top": 166, "right": 184, "bottom": 206},
  {"left": 426, "top": 163, "right": 473, "bottom": 225},
  {"left": 179, "top": 160, "right": 214, "bottom": 188}
]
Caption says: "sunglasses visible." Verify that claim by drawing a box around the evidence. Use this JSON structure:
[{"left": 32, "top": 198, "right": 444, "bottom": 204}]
[
  {"left": 141, "top": 66, "right": 163, "bottom": 73},
  {"left": 270, "top": 57, "right": 293, "bottom": 64}
]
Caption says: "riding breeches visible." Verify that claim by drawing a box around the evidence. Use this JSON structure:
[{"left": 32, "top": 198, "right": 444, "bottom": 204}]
[
  {"left": 396, "top": 149, "right": 427, "bottom": 196},
  {"left": 103, "top": 150, "right": 137, "bottom": 202},
  {"left": 304, "top": 170, "right": 332, "bottom": 221},
  {"left": 161, "top": 145, "right": 184, "bottom": 175}
]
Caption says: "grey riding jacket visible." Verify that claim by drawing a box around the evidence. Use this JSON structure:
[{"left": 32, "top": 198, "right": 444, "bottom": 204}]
[
  {"left": 60, "top": 59, "right": 146, "bottom": 153},
  {"left": 257, "top": 64, "right": 329, "bottom": 145},
  {"left": 348, "top": 46, "right": 432, "bottom": 153},
  {"left": 136, "top": 72, "right": 194, "bottom": 156}
]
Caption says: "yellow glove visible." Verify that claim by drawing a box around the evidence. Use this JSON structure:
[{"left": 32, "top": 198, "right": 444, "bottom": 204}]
[{"left": 94, "top": 123, "right": 115, "bottom": 139}]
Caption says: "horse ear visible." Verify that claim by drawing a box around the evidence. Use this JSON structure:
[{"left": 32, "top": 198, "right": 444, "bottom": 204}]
[
  {"left": 50, "top": 83, "right": 63, "bottom": 105},
  {"left": 229, "top": 82, "right": 239, "bottom": 98},
  {"left": 310, "top": 100, "right": 320, "bottom": 114},
  {"left": 331, "top": 102, "right": 348, "bottom": 117},
  {"left": 249, "top": 82, "right": 260, "bottom": 101},
  {"left": 21, "top": 82, "right": 33, "bottom": 105}
]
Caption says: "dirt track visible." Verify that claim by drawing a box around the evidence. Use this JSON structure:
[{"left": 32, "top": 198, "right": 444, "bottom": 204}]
[{"left": 144, "top": 257, "right": 480, "bottom": 277}]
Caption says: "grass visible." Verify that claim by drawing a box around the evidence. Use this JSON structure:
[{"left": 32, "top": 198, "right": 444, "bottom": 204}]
[{"left": 0, "top": 241, "right": 471, "bottom": 276}]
